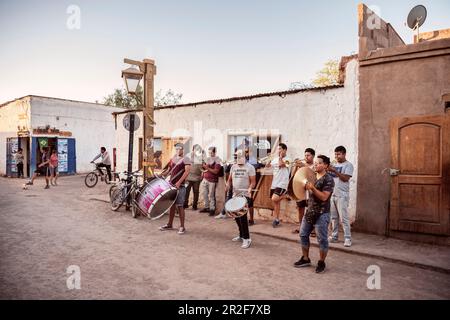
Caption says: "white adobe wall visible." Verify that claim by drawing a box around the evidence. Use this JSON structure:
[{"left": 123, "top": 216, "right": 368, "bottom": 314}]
[
  {"left": 30, "top": 97, "right": 123, "bottom": 173},
  {"left": 115, "top": 59, "right": 360, "bottom": 221},
  {"left": 0, "top": 97, "right": 31, "bottom": 175}
]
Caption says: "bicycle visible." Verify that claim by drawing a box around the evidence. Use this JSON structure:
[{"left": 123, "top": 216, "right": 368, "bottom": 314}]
[
  {"left": 109, "top": 170, "right": 144, "bottom": 218},
  {"left": 85, "top": 162, "right": 113, "bottom": 188}
]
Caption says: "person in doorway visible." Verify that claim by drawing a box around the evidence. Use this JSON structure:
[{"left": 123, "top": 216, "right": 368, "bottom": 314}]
[
  {"left": 227, "top": 150, "right": 256, "bottom": 249},
  {"left": 49, "top": 149, "right": 59, "bottom": 186},
  {"left": 199, "top": 146, "right": 222, "bottom": 216},
  {"left": 266, "top": 143, "right": 291, "bottom": 228},
  {"left": 184, "top": 144, "right": 204, "bottom": 210},
  {"left": 159, "top": 143, "right": 191, "bottom": 234},
  {"left": 328, "top": 146, "right": 354, "bottom": 247},
  {"left": 294, "top": 155, "right": 334, "bottom": 273},
  {"left": 291, "top": 148, "right": 316, "bottom": 234},
  {"left": 26, "top": 146, "right": 51, "bottom": 189},
  {"left": 15, "top": 148, "right": 24, "bottom": 178},
  {"left": 91, "top": 147, "right": 112, "bottom": 182}
]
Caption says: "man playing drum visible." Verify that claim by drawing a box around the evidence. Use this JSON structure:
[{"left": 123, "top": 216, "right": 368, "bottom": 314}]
[
  {"left": 159, "top": 143, "right": 192, "bottom": 234},
  {"left": 227, "top": 150, "right": 256, "bottom": 249}
]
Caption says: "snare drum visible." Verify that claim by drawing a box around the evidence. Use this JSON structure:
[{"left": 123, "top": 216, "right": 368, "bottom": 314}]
[
  {"left": 135, "top": 177, "right": 178, "bottom": 219},
  {"left": 224, "top": 196, "right": 248, "bottom": 218}
]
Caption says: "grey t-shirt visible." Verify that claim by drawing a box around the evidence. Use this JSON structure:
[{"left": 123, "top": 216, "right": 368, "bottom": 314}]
[
  {"left": 186, "top": 152, "right": 203, "bottom": 182},
  {"left": 330, "top": 160, "right": 354, "bottom": 197},
  {"left": 230, "top": 163, "right": 256, "bottom": 197}
]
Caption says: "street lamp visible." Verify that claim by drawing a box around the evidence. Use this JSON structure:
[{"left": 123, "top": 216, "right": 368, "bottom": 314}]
[
  {"left": 121, "top": 66, "right": 144, "bottom": 95},
  {"left": 122, "top": 58, "right": 157, "bottom": 180}
]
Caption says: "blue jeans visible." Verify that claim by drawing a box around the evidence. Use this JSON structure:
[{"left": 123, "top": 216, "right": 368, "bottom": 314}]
[
  {"left": 175, "top": 186, "right": 187, "bottom": 207},
  {"left": 300, "top": 212, "right": 331, "bottom": 253}
]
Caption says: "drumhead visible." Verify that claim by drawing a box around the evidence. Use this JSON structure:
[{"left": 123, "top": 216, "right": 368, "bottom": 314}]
[{"left": 225, "top": 196, "right": 247, "bottom": 212}]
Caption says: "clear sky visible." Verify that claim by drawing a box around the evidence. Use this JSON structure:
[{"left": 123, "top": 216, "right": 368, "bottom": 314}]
[{"left": 0, "top": 0, "right": 449, "bottom": 105}]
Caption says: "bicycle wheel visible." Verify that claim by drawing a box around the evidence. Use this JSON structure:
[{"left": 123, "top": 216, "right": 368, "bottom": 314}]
[
  {"left": 104, "top": 172, "right": 111, "bottom": 185},
  {"left": 109, "top": 184, "right": 118, "bottom": 199},
  {"left": 110, "top": 185, "right": 124, "bottom": 211},
  {"left": 85, "top": 172, "right": 98, "bottom": 188}
]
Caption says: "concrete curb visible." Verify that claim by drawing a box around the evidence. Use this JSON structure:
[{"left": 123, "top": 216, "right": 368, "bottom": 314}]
[{"left": 252, "top": 231, "right": 450, "bottom": 275}]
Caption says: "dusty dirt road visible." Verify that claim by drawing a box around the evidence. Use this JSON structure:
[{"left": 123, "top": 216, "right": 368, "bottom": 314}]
[{"left": 0, "top": 176, "right": 449, "bottom": 299}]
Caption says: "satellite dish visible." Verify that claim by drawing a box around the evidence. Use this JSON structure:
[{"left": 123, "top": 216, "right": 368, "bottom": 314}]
[
  {"left": 407, "top": 5, "right": 427, "bottom": 29},
  {"left": 407, "top": 5, "right": 427, "bottom": 42}
]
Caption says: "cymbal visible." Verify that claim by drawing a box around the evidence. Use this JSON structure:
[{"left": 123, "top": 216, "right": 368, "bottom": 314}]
[{"left": 292, "top": 167, "right": 316, "bottom": 201}]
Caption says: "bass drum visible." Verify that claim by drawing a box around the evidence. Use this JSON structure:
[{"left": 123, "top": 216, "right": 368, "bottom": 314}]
[{"left": 135, "top": 176, "right": 178, "bottom": 220}]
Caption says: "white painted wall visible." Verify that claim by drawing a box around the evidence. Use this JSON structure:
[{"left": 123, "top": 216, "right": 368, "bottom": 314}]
[
  {"left": 30, "top": 97, "right": 123, "bottom": 173},
  {"left": 115, "top": 112, "right": 143, "bottom": 174},
  {"left": 115, "top": 59, "right": 360, "bottom": 220},
  {"left": 0, "top": 97, "right": 31, "bottom": 175}
]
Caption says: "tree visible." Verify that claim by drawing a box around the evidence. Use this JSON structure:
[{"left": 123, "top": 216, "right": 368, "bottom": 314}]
[
  {"left": 311, "top": 59, "right": 339, "bottom": 87},
  {"left": 155, "top": 89, "right": 183, "bottom": 107},
  {"left": 103, "top": 87, "right": 182, "bottom": 109},
  {"left": 289, "top": 59, "right": 340, "bottom": 90}
]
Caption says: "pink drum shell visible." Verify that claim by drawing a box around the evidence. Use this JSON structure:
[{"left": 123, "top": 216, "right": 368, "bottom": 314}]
[{"left": 136, "top": 177, "right": 178, "bottom": 217}]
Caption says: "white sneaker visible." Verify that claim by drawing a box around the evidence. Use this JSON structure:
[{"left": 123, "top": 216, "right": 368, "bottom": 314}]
[
  {"left": 232, "top": 236, "right": 243, "bottom": 242},
  {"left": 215, "top": 213, "right": 227, "bottom": 219},
  {"left": 344, "top": 239, "right": 352, "bottom": 247},
  {"left": 241, "top": 239, "right": 252, "bottom": 249}
]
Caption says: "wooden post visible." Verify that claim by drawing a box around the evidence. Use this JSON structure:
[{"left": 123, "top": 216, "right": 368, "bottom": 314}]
[{"left": 142, "top": 59, "right": 156, "bottom": 179}]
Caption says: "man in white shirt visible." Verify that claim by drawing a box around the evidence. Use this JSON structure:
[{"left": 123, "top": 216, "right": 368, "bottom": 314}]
[
  {"left": 266, "top": 143, "right": 291, "bottom": 228},
  {"left": 91, "top": 147, "right": 112, "bottom": 182},
  {"left": 327, "top": 146, "right": 354, "bottom": 247}
]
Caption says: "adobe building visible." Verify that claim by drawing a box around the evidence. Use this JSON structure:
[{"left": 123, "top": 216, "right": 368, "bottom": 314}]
[
  {"left": 0, "top": 95, "right": 122, "bottom": 177},
  {"left": 355, "top": 4, "right": 450, "bottom": 245},
  {"left": 113, "top": 3, "right": 449, "bottom": 245}
]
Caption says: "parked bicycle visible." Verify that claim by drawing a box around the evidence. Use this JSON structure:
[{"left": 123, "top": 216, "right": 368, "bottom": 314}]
[
  {"left": 85, "top": 162, "right": 114, "bottom": 188},
  {"left": 109, "top": 170, "right": 144, "bottom": 218}
]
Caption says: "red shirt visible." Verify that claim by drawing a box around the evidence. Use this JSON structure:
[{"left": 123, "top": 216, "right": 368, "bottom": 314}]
[
  {"left": 50, "top": 154, "right": 58, "bottom": 168},
  {"left": 169, "top": 155, "right": 192, "bottom": 185},
  {"left": 203, "top": 161, "right": 221, "bottom": 183}
]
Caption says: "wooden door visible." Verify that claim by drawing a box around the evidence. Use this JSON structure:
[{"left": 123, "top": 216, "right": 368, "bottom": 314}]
[{"left": 390, "top": 114, "right": 450, "bottom": 235}]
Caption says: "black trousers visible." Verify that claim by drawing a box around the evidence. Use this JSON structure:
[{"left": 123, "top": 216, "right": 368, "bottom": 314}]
[
  {"left": 184, "top": 180, "right": 200, "bottom": 208},
  {"left": 17, "top": 163, "right": 24, "bottom": 178},
  {"left": 97, "top": 163, "right": 112, "bottom": 181},
  {"left": 235, "top": 213, "right": 250, "bottom": 240}
]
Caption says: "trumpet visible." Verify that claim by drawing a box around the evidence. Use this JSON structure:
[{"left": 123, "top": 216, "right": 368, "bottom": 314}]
[{"left": 258, "top": 153, "right": 276, "bottom": 165}]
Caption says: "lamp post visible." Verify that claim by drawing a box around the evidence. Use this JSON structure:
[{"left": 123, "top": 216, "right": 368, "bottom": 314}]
[
  {"left": 123, "top": 58, "right": 157, "bottom": 180},
  {"left": 121, "top": 65, "right": 144, "bottom": 209}
]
